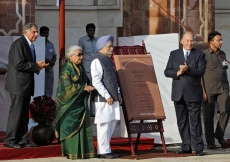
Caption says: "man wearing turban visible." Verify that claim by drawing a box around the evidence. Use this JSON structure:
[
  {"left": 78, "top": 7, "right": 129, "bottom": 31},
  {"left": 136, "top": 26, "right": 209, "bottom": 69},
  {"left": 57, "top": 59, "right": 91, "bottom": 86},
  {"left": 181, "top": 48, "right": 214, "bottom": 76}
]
[{"left": 91, "top": 35, "right": 121, "bottom": 159}]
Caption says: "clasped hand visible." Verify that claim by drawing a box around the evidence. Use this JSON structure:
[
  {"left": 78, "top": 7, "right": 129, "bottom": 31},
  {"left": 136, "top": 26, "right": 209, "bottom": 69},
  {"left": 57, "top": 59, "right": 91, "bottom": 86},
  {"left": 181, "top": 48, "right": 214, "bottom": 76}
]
[
  {"left": 84, "top": 85, "right": 94, "bottom": 92},
  {"left": 177, "top": 62, "right": 188, "bottom": 76},
  {"left": 37, "top": 60, "right": 49, "bottom": 71},
  {"left": 107, "top": 94, "right": 123, "bottom": 106},
  {"left": 107, "top": 97, "right": 114, "bottom": 105}
]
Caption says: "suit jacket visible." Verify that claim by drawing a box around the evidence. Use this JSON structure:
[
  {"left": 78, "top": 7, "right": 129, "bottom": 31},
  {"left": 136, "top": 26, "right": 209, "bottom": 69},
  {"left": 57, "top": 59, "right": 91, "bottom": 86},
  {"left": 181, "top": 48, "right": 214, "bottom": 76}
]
[
  {"left": 164, "top": 48, "right": 206, "bottom": 102},
  {"left": 5, "top": 35, "right": 38, "bottom": 97}
]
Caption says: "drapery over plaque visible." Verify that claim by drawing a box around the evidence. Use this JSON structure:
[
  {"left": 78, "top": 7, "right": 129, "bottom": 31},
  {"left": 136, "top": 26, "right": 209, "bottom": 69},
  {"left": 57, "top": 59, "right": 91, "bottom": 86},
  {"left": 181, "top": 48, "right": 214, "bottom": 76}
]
[{"left": 114, "top": 55, "right": 166, "bottom": 121}]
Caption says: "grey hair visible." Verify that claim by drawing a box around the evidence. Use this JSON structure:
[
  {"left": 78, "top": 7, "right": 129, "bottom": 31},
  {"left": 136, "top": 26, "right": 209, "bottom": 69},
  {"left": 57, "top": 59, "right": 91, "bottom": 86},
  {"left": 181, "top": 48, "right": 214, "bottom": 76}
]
[
  {"left": 181, "top": 31, "right": 195, "bottom": 41},
  {"left": 22, "top": 23, "right": 38, "bottom": 34},
  {"left": 62, "top": 45, "right": 82, "bottom": 63}
]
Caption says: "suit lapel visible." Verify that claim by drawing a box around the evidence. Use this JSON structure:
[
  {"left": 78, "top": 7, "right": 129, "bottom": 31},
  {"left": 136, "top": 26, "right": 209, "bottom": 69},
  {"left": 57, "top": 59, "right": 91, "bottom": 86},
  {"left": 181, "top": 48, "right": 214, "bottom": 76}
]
[
  {"left": 22, "top": 36, "right": 34, "bottom": 62},
  {"left": 178, "top": 49, "right": 185, "bottom": 63},
  {"left": 186, "top": 48, "right": 196, "bottom": 64}
]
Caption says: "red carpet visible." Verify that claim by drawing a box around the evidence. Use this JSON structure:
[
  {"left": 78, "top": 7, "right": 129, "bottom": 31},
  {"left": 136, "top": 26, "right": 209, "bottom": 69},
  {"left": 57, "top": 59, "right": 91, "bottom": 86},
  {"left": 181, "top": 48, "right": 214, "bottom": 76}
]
[{"left": 0, "top": 131, "right": 155, "bottom": 160}]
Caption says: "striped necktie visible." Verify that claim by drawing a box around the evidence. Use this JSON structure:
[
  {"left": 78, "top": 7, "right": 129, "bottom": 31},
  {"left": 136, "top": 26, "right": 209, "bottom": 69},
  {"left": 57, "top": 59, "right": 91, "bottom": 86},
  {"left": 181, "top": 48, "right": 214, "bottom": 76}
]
[
  {"left": 185, "top": 51, "right": 189, "bottom": 61},
  {"left": 30, "top": 43, "right": 35, "bottom": 61}
]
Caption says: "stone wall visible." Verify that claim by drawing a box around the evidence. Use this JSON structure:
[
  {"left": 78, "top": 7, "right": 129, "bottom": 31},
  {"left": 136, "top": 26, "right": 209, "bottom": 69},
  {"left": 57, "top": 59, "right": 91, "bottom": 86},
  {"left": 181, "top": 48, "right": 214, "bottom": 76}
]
[
  {"left": 35, "top": 0, "right": 123, "bottom": 98},
  {"left": 0, "top": 0, "right": 218, "bottom": 99},
  {"left": 0, "top": 0, "right": 35, "bottom": 36},
  {"left": 35, "top": 0, "right": 122, "bottom": 51},
  {"left": 215, "top": 0, "right": 230, "bottom": 61},
  {"left": 215, "top": 0, "right": 230, "bottom": 82},
  {"left": 121, "top": 0, "right": 214, "bottom": 50}
]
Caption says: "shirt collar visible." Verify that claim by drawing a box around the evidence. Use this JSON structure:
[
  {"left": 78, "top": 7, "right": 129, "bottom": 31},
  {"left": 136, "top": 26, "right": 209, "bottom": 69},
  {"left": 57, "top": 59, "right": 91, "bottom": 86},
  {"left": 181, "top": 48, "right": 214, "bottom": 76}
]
[
  {"left": 24, "top": 35, "right": 32, "bottom": 46},
  {"left": 208, "top": 47, "right": 220, "bottom": 54},
  {"left": 183, "top": 48, "right": 190, "bottom": 55},
  {"left": 86, "top": 35, "right": 96, "bottom": 41}
]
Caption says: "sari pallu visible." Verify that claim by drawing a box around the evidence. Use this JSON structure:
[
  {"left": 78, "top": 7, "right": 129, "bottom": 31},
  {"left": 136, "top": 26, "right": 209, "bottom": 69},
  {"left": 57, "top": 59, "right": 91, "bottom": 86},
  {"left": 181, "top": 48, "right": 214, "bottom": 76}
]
[{"left": 55, "top": 60, "right": 94, "bottom": 159}]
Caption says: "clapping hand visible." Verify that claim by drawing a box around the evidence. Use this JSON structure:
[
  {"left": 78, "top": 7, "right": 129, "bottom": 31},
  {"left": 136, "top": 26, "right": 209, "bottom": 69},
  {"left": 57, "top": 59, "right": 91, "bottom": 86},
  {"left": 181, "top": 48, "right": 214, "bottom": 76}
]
[{"left": 177, "top": 62, "right": 188, "bottom": 76}]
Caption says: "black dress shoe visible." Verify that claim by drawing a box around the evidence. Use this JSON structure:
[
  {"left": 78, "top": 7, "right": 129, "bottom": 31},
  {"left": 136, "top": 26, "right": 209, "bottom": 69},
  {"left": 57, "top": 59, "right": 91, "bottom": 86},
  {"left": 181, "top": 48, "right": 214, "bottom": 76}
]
[
  {"left": 18, "top": 142, "right": 37, "bottom": 147},
  {"left": 207, "top": 145, "right": 217, "bottom": 150},
  {"left": 4, "top": 143, "right": 22, "bottom": 149},
  {"left": 215, "top": 136, "right": 226, "bottom": 145},
  {"left": 98, "top": 153, "right": 118, "bottom": 159},
  {"left": 111, "top": 153, "right": 120, "bottom": 158},
  {"left": 196, "top": 151, "right": 206, "bottom": 156},
  {"left": 176, "top": 150, "right": 192, "bottom": 154}
]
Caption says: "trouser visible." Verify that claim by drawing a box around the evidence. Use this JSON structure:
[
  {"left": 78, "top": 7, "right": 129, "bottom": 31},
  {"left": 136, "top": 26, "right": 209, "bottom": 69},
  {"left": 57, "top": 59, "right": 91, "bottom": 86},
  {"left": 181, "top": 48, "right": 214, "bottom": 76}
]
[
  {"left": 4, "top": 94, "right": 30, "bottom": 144},
  {"left": 203, "top": 92, "right": 230, "bottom": 145},
  {"left": 86, "top": 73, "right": 95, "bottom": 115},
  {"left": 174, "top": 96, "right": 204, "bottom": 152},
  {"left": 89, "top": 92, "right": 95, "bottom": 115},
  {"left": 96, "top": 120, "right": 116, "bottom": 154},
  {"left": 45, "top": 68, "right": 54, "bottom": 98}
]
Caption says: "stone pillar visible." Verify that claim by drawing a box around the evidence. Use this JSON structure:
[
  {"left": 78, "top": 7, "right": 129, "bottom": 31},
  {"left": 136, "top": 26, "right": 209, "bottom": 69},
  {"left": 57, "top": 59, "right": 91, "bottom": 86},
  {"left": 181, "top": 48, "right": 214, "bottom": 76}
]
[
  {"left": 120, "top": 0, "right": 181, "bottom": 37},
  {"left": 120, "top": 0, "right": 214, "bottom": 51},
  {"left": 0, "top": 0, "right": 35, "bottom": 36},
  {"left": 185, "top": 0, "right": 214, "bottom": 50}
]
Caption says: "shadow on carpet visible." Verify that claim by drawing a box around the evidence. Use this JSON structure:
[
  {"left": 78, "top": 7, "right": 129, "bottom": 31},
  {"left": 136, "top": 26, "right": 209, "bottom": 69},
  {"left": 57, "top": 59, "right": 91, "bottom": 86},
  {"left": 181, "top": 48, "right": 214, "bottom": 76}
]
[{"left": 114, "top": 148, "right": 196, "bottom": 160}]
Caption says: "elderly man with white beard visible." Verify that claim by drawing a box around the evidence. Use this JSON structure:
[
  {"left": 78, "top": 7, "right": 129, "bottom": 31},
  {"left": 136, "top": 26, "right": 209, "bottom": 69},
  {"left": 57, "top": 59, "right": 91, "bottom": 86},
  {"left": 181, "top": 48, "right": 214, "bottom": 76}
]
[{"left": 91, "top": 35, "right": 122, "bottom": 159}]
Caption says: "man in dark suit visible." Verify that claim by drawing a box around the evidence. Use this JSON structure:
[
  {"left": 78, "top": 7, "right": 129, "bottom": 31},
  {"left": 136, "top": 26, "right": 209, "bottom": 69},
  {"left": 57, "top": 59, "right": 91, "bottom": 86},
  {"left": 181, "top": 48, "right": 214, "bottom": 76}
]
[
  {"left": 164, "top": 32, "right": 206, "bottom": 156},
  {"left": 4, "top": 23, "right": 48, "bottom": 148},
  {"left": 0, "top": 61, "right": 7, "bottom": 75}
]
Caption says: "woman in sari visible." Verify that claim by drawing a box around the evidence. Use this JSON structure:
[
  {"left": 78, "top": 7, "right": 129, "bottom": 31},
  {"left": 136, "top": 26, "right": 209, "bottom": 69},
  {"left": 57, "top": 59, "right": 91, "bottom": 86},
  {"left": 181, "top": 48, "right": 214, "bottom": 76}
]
[{"left": 55, "top": 45, "right": 95, "bottom": 159}]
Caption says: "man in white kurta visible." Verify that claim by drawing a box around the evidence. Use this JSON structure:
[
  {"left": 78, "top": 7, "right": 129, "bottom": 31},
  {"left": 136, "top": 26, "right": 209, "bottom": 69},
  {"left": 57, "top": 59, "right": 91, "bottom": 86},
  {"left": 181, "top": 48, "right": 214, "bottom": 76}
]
[{"left": 91, "top": 35, "right": 121, "bottom": 159}]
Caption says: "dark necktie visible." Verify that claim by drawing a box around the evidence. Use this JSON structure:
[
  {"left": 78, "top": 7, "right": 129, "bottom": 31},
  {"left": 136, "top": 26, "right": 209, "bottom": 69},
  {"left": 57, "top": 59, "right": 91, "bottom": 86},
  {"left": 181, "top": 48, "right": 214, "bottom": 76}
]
[
  {"left": 185, "top": 51, "right": 189, "bottom": 61},
  {"left": 30, "top": 43, "right": 35, "bottom": 61}
]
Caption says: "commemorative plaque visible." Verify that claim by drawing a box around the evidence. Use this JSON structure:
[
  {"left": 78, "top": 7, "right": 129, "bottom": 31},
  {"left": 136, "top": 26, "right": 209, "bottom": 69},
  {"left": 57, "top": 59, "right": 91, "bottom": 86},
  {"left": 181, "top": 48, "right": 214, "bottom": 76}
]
[{"left": 113, "top": 55, "right": 165, "bottom": 121}]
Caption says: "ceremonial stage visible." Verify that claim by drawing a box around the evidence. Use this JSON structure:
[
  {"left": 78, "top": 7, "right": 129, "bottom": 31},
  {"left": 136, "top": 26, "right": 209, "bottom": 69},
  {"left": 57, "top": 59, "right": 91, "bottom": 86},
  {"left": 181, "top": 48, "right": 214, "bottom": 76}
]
[{"left": 0, "top": 131, "right": 155, "bottom": 160}]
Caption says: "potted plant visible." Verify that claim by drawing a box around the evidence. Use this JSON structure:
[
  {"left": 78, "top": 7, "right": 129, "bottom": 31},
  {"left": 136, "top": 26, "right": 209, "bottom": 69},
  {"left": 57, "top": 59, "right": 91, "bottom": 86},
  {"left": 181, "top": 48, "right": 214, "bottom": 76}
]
[{"left": 29, "top": 95, "right": 56, "bottom": 146}]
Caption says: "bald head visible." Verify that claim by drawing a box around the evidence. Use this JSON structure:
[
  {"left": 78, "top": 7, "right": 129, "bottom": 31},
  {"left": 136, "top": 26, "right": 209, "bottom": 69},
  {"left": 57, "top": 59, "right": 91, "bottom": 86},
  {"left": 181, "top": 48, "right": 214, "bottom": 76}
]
[{"left": 181, "top": 32, "right": 194, "bottom": 51}]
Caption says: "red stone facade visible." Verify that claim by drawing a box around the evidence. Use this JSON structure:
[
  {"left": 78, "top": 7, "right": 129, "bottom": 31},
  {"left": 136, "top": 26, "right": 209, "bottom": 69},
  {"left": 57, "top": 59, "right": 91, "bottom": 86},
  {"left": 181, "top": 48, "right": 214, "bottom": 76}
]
[
  {"left": 119, "top": 0, "right": 214, "bottom": 50},
  {"left": 0, "top": 0, "right": 214, "bottom": 51},
  {"left": 0, "top": 0, "right": 35, "bottom": 36}
]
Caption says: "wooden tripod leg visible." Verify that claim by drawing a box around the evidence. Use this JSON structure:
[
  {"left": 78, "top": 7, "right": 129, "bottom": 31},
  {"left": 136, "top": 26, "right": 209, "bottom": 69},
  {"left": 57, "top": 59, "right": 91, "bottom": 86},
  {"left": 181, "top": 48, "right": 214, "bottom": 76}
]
[
  {"left": 158, "top": 120, "right": 167, "bottom": 154},
  {"left": 135, "top": 120, "right": 143, "bottom": 152},
  {"left": 122, "top": 103, "right": 136, "bottom": 156},
  {"left": 160, "top": 131, "right": 167, "bottom": 154},
  {"left": 127, "top": 129, "right": 135, "bottom": 156}
]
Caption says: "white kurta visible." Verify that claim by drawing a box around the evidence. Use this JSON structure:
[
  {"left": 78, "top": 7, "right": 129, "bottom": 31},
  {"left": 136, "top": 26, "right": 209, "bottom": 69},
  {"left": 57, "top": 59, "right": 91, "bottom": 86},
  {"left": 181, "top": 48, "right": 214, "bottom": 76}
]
[{"left": 91, "top": 59, "right": 120, "bottom": 124}]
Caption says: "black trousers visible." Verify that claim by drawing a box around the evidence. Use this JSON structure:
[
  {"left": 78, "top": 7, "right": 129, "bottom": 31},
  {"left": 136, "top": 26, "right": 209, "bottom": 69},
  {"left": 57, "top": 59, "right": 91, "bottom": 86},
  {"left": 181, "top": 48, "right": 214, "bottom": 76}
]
[
  {"left": 174, "top": 96, "right": 204, "bottom": 152},
  {"left": 4, "top": 94, "right": 30, "bottom": 144},
  {"left": 202, "top": 92, "right": 230, "bottom": 146}
]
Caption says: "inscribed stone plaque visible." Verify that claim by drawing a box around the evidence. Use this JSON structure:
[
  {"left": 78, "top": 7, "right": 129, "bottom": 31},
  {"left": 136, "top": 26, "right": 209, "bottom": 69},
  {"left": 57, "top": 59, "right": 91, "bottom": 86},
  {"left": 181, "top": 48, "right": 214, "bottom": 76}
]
[{"left": 114, "top": 55, "right": 165, "bottom": 121}]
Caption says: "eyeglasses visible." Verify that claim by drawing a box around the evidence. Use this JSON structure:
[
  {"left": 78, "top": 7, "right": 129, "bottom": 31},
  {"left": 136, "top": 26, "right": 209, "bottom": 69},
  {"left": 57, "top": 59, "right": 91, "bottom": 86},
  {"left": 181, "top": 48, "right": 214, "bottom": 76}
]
[{"left": 73, "top": 53, "right": 83, "bottom": 57}]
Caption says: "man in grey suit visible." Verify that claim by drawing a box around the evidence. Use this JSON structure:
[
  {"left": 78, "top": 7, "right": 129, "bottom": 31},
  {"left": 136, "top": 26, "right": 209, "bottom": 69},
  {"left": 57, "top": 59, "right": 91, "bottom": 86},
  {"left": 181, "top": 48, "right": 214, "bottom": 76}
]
[
  {"left": 164, "top": 32, "right": 206, "bottom": 156},
  {"left": 4, "top": 23, "right": 48, "bottom": 148}
]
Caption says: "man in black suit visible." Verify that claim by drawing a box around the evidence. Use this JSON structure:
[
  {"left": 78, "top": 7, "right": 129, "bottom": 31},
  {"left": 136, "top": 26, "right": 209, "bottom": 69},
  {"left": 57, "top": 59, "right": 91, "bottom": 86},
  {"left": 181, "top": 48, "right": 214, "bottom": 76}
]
[
  {"left": 4, "top": 23, "right": 48, "bottom": 148},
  {"left": 164, "top": 32, "right": 206, "bottom": 156}
]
